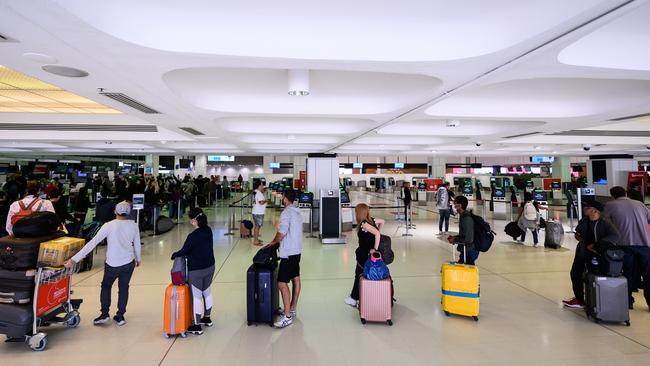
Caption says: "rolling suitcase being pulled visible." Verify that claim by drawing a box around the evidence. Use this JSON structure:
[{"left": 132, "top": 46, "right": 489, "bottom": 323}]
[
  {"left": 0, "top": 269, "right": 36, "bottom": 304},
  {"left": 505, "top": 221, "right": 523, "bottom": 240},
  {"left": 359, "top": 276, "right": 393, "bottom": 326},
  {"left": 584, "top": 273, "right": 630, "bottom": 326},
  {"left": 544, "top": 220, "right": 564, "bottom": 249},
  {"left": 0, "top": 232, "right": 65, "bottom": 270},
  {"left": 246, "top": 264, "right": 279, "bottom": 326},
  {"left": 163, "top": 284, "right": 192, "bottom": 338},
  {"left": 441, "top": 245, "right": 479, "bottom": 321}
]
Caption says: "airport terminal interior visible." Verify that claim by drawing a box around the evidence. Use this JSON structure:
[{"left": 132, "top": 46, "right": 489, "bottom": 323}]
[{"left": 1, "top": 0, "right": 650, "bottom": 365}]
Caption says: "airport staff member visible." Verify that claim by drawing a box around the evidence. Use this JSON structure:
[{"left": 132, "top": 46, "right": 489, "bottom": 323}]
[
  {"left": 402, "top": 182, "right": 412, "bottom": 225},
  {"left": 264, "top": 189, "right": 302, "bottom": 328},
  {"left": 605, "top": 186, "right": 650, "bottom": 310},
  {"left": 65, "top": 201, "right": 141, "bottom": 327},
  {"left": 252, "top": 181, "right": 267, "bottom": 246}
]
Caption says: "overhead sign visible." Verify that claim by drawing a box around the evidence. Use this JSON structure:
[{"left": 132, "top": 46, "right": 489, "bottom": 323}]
[
  {"left": 530, "top": 156, "right": 555, "bottom": 163},
  {"left": 207, "top": 155, "right": 235, "bottom": 162}
]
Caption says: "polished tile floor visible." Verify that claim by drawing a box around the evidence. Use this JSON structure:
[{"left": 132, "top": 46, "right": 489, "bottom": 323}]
[{"left": 2, "top": 191, "right": 649, "bottom": 365}]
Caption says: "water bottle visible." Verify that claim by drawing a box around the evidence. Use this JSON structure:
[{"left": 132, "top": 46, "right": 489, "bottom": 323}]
[{"left": 590, "top": 256, "right": 600, "bottom": 274}]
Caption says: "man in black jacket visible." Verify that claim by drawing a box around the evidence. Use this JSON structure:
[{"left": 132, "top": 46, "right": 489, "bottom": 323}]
[
  {"left": 563, "top": 200, "right": 620, "bottom": 308},
  {"left": 402, "top": 182, "right": 412, "bottom": 226}
]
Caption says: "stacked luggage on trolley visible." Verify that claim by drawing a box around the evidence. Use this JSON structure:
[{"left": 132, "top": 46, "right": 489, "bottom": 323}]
[{"left": 0, "top": 212, "right": 85, "bottom": 351}]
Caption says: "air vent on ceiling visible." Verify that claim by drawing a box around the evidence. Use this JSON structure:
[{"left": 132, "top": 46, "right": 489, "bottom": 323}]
[
  {"left": 0, "top": 33, "right": 16, "bottom": 42},
  {"left": 548, "top": 130, "right": 650, "bottom": 137},
  {"left": 608, "top": 112, "right": 650, "bottom": 122},
  {"left": 0, "top": 123, "right": 157, "bottom": 132},
  {"left": 98, "top": 91, "right": 160, "bottom": 114},
  {"left": 179, "top": 127, "right": 205, "bottom": 136},
  {"left": 502, "top": 131, "right": 542, "bottom": 139}
]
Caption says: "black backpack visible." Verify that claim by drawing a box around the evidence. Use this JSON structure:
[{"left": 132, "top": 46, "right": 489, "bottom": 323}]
[
  {"left": 378, "top": 235, "right": 394, "bottom": 265},
  {"left": 471, "top": 213, "right": 495, "bottom": 252}
]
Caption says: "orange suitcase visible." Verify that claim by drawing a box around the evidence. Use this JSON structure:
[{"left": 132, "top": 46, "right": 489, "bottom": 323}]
[
  {"left": 359, "top": 277, "right": 393, "bottom": 326},
  {"left": 163, "top": 284, "right": 192, "bottom": 338}
]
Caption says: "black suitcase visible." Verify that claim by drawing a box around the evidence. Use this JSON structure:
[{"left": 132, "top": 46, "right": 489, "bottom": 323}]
[
  {"left": 504, "top": 221, "right": 523, "bottom": 240},
  {"left": 155, "top": 216, "right": 175, "bottom": 235},
  {"left": 584, "top": 273, "right": 630, "bottom": 326},
  {"left": 0, "top": 269, "right": 35, "bottom": 304},
  {"left": 246, "top": 265, "right": 279, "bottom": 326},
  {"left": 0, "top": 232, "right": 65, "bottom": 270},
  {"left": 0, "top": 303, "right": 34, "bottom": 338},
  {"left": 544, "top": 220, "right": 564, "bottom": 249},
  {"left": 12, "top": 211, "right": 61, "bottom": 238}
]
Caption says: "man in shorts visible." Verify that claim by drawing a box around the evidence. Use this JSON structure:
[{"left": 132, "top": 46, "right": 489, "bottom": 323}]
[
  {"left": 252, "top": 181, "right": 267, "bottom": 245},
  {"left": 265, "top": 189, "right": 302, "bottom": 328}
]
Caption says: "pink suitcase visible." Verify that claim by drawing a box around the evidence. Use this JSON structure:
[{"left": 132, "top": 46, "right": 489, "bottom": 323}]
[{"left": 359, "top": 277, "right": 393, "bottom": 326}]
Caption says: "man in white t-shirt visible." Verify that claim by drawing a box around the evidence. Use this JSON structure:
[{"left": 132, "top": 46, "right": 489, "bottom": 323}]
[{"left": 252, "top": 181, "right": 267, "bottom": 245}]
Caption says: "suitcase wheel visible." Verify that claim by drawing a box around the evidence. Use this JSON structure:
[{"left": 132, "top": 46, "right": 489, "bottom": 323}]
[
  {"left": 444, "top": 311, "right": 450, "bottom": 317},
  {"left": 180, "top": 332, "right": 187, "bottom": 338},
  {"left": 163, "top": 333, "right": 170, "bottom": 339},
  {"left": 625, "top": 321, "right": 631, "bottom": 327},
  {"left": 472, "top": 316, "right": 479, "bottom": 322},
  {"left": 247, "top": 321, "right": 252, "bottom": 326},
  {"left": 360, "top": 318, "right": 366, "bottom": 325},
  {"left": 387, "top": 319, "right": 393, "bottom": 326}
]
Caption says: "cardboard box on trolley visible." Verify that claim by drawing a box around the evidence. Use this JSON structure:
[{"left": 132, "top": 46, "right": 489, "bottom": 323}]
[{"left": 37, "top": 237, "right": 85, "bottom": 267}]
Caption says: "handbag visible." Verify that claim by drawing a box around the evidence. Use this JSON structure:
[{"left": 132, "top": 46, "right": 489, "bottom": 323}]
[
  {"left": 170, "top": 256, "right": 187, "bottom": 285},
  {"left": 363, "top": 252, "right": 390, "bottom": 281}
]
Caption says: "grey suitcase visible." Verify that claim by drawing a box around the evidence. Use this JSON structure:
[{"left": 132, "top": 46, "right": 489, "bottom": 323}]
[
  {"left": 0, "top": 303, "right": 34, "bottom": 338},
  {"left": 0, "top": 269, "right": 35, "bottom": 304},
  {"left": 584, "top": 273, "right": 630, "bottom": 326},
  {"left": 544, "top": 220, "right": 564, "bottom": 249}
]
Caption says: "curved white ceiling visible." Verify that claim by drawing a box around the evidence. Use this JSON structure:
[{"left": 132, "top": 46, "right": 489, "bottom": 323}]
[
  {"left": 378, "top": 119, "right": 545, "bottom": 136},
  {"left": 354, "top": 136, "right": 460, "bottom": 145},
  {"left": 55, "top": 0, "right": 602, "bottom": 61},
  {"left": 558, "top": 3, "right": 650, "bottom": 71},
  {"left": 239, "top": 135, "right": 340, "bottom": 144},
  {"left": 426, "top": 78, "right": 650, "bottom": 118},
  {"left": 218, "top": 117, "right": 375, "bottom": 135},
  {"left": 164, "top": 68, "right": 440, "bottom": 114}
]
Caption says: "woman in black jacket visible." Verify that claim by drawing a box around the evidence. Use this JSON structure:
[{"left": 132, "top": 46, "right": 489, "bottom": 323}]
[
  {"left": 171, "top": 208, "right": 215, "bottom": 335},
  {"left": 72, "top": 187, "right": 90, "bottom": 235}
]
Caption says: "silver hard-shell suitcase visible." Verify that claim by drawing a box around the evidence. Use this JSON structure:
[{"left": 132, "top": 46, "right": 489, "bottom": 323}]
[
  {"left": 544, "top": 220, "right": 564, "bottom": 249},
  {"left": 584, "top": 273, "right": 630, "bottom": 326}
]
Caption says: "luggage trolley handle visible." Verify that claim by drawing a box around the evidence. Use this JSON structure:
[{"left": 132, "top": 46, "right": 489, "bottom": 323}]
[{"left": 451, "top": 243, "right": 467, "bottom": 264}]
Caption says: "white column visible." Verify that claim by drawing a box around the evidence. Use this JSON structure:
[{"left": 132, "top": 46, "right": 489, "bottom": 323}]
[
  {"left": 428, "top": 156, "right": 446, "bottom": 178},
  {"left": 194, "top": 155, "right": 207, "bottom": 177},
  {"left": 145, "top": 154, "right": 159, "bottom": 176},
  {"left": 551, "top": 156, "right": 571, "bottom": 182},
  {"left": 293, "top": 155, "right": 307, "bottom": 181}
]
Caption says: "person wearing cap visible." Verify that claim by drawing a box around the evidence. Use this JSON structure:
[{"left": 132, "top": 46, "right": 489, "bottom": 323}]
[
  {"left": 170, "top": 208, "right": 215, "bottom": 335},
  {"left": 562, "top": 200, "right": 620, "bottom": 309},
  {"left": 65, "top": 201, "right": 142, "bottom": 326}
]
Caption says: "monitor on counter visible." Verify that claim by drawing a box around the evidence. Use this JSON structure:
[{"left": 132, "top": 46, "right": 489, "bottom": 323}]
[
  {"left": 532, "top": 191, "right": 548, "bottom": 201},
  {"left": 299, "top": 192, "right": 313, "bottom": 204},
  {"left": 493, "top": 188, "right": 505, "bottom": 198},
  {"left": 551, "top": 181, "right": 561, "bottom": 189},
  {"left": 340, "top": 192, "right": 350, "bottom": 204}
]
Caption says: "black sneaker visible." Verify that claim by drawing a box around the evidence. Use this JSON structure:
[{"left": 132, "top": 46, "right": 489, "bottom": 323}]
[
  {"left": 113, "top": 315, "right": 126, "bottom": 326},
  {"left": 200, "top": 317, "right": 213, "bottom": 327},
  {"left": 93, "top": 314, "right": 110, "bottom": 325},
  {"left": 187, "top": 324, "right": 203, "bottom": 335}
]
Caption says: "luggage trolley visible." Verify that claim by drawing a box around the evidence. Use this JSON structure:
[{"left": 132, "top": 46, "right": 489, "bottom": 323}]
[{"left": 26, "top": 266, "right": 82, "bottom": 351}]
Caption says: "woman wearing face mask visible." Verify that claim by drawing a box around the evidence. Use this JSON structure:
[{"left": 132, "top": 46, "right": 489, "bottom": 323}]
[{"left": 170, "top": 208, "right": 215, "bottom": 335}]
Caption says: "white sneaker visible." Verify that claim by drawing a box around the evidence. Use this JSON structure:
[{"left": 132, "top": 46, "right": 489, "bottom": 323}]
[
  {"left": 274, "top": 315, "right": 293, "bottom": 328},
  {"left": 344, "top": 296, "right": 358, "bottom": 307},
  {"left": 276, "top": 308, "right": 296, "bottom": 318}
]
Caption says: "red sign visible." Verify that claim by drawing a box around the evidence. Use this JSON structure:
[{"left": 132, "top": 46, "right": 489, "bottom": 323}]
[
  {"left": 627, "top": 171, "right": 648, "bottom": 202},
  {"left": 298, "top": 171, "right": 306, "bottom": 190},
  {"left": 425, "top": 179, "right": 443, "bottom": 192},
  {"left": 543, "top": 178, "right": 561, "bottom": 191},
  {"left": 36, "top": 275, "right": 70, "bottom": 317}
]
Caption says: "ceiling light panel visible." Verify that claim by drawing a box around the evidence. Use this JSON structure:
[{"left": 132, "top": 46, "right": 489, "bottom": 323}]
[
  {"left": 0, "top": 148, "right": 29, "bottom": 152},
  {"left": 0, "top": 65, "right": 119, "bottom": 114},
  {"left": 249, "top": 144, "right": 329, "bottom": 150},
  {"left": 167, "top": 143, "right": 238, "bottom": 150},
  {"left": 379, "top": 119, "right": 545, "bottom": 136},
  {"left": 0, "top": 142, "right": 66, "bottom": 148},
  {"left": 78, "top": 143, "right": 153, "bottom": 149},
  {"left": 340, "top": 144, "right": 411, "bottom": 151},
  {"left": 354, "top": 136, "right": 458, "bottom": 145},
  {"left": 239, "top": 135, "right": 341, "bottom": 144},
  {"left": 219, "top": 117, "right": 375, "bottom": 135},
  {"left": 44, "top": 148, "right": 105, "bottom": 153},
  {"left": 164, "top": 67, "right": 440, "bottom": 114}
]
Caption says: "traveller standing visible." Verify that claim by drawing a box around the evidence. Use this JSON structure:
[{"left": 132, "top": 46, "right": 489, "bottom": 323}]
[
  {"left": 344, "top": 203, "right": 385, "bottom": 307},
  {"left": 436, "top": 182, "right": 451, "bottom": 234},
  {"left": 170, "top": 208, "right": 215, "bottom": 335},
  {"left": 251, "top": 181, "right": 267, "bottom": 246},
  {"left": 517, "top": 192, "right": 540, "bottom": 246},
  {"left": 447, "top": 196, "right": 479, "bottom": 265},
  {"left": 402, "top": 182, "right": 412, "bottom": 225},
  {"left": 65, "top": 201, "right": 141, "bottom": 326},
  {"left": 5, "top": 180, "right": 55, "bottom": 236},
  {"left": 264, "top": 189, "right": 302, "bottom": 328},
  {"left": 604, "top": 186, "right": 650, "bottom": 310}
]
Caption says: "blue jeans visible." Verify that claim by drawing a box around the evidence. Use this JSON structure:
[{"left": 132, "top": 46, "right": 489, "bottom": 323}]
[
  {"left": 439, "top": 209, "right": 450, "bottom": 232},
  {"left": 457, "top": 245, "right": 479, "bottom": 265},
  {"left": 521, "top": 228, "right": 538, "bottom": 244},
  {"left": 622, "top": 246, "right": 650, "bottom": 308}
]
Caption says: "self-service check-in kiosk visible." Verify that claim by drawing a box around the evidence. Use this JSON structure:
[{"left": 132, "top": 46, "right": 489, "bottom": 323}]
[
  {"left": 320, "top": 189, "right": 346, "bottom": 244},
  {"left": 341, "top": 191, "right": 353, "bottom": 232},
  {"left": 550, "top": 181, "right": 563, "bottom": 204},
  {"left": 387, "top": 177, "right": 395, "bottom": 193},
  {"left": 525, "top": 180, "right": 535, "bottom": 193},
  {"left": 532, "top": 190, "right": 549, "bottom": 220},
  {"left": 298, "top": 192, "right": 314, "bottom": 232},
  {"left": 576, "top": 187, "right": 596, "bottom": 220},
  {"left": 491, "top": 187, "right": 508, "bottom": 220},
  {"left": 461, "top": 179, "right": 475, "bottom": 210},
  {"left": 417, "top": 182, "right": 427, "bottom": 206}
]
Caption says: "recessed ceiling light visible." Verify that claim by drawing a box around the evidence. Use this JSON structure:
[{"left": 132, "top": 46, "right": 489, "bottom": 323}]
[
  {"left": 552, "top": 151, "right": 558, "bottom": 154},
  {"left": 41, "top": 65, "right": 89, "bottom": 77},
  {"left": 287, "top": 69, "right": 310, "bottom": 96},
  {"left": 23, "top": 52, "right": 58, "bottom": 64},
  {"left": 287, "top": 135, "right": 296, "bottom": 140},
  {"left": 534, "top": 146, "right": 542, "bottom": 150},
  {"left": 431, "top": 150, "right": 437, "bottom": 153}
]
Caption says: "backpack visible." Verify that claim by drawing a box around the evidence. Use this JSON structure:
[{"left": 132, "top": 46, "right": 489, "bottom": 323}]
[
  {"left": 11, "top": 199, "right": 43, "bottom": 225},
  {"left": 471, "top": 213, "right": 495, "bottom": 252},
  {"left": 523, "top": 202, "right": 538, "bottom": 221},
  {"left": 378, "top": 234, "right": 394, "bottom": 265}
]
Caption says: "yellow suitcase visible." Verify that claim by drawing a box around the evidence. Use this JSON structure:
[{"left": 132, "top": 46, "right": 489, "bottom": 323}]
[
  {"left": 38, "top": 237, "right": 85, "bottom": 267},
  {"left": 441, "top": 245, "right": 479, "bottom": 321}
]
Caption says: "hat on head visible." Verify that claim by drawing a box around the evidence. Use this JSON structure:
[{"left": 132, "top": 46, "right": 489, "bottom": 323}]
[
  {"left": 582, "top": 200, "right": 604, "bottom": 212},
  {"left": 115, "top": 201, "right": 132, "bottom": 216}
]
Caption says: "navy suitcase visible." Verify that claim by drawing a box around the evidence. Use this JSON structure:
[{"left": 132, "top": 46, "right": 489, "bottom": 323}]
[{"left": 246, "top": 265, "right": 279, "bottom": 326}]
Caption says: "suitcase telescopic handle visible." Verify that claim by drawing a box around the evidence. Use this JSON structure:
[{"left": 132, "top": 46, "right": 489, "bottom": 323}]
[
  {"left": 451, "top": 243, "right": 467, "bottom": 264},
  {"left": 593, "top": 281, "right": 600, "bottom": 314}
]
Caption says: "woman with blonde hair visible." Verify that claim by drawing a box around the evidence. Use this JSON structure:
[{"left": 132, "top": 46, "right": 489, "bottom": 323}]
[{"left": 344, "top": 203, "right": 385, "bottom": 307}]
